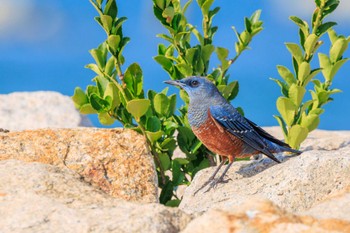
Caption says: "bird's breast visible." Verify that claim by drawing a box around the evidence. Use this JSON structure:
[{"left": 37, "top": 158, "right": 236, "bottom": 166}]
[{"left": 192, "top": 115, "right": 246, "bottom": 158}]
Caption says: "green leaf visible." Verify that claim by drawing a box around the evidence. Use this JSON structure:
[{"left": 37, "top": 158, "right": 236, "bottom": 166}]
[
  {"left": 154, "top": 55, "right": 173, "bottom": 72},
  {"left": 124, "top": 63, "right": 144, "bottom": 97},
  {"left": 172, "top": 159, "right": 185, "bottom": 186},
  {"left": 161, "top": 137, "right": 177, "bottom": 153},
  {"left": 126, "top": 99, "right": 150, "bottom": 121},
  {"left": 303, "top": 68, "right": 322, "bottom": 86},
  {"left": 154, "top": 0, "right": 165, "bottom": 9},
  {"left": 162, "top": 6, "right": 174, "bottom": 23},
  {"left": 276, "top": 97, "right": 297, "bottom": 126},
  {"left": 329, "top": 59, "right": 349, "bottom": 81},
  {"left": 86, "top": 85, "right": 99, "bottom": 96},
  {"left": 175, "top": 63, "right": 192, "bottom": 76},
  {"left": 79, "top": 103, "right": 98, "bottom": 114},
  {"left": 285, "top": 43, "right": 303, "bottom": 64},
  {"left": 301, "top": 114, "right": 320, "bottom": 132},
  {"left": 85, "top": 63, "right": 104, "bottom": 76},
  {"left": 104, "top": 0, "right": 118, "bottom": 18},
  {"left": 297, "top": 62, "right": 311, "bottom": 82},
  {"left": 165, "top": 199, "right": 181, "bottom": 207},
  {"left": 107, "top": 35, "right": 121, "bottom": 55},
  {"left": 146, "top": 116, "right": 161, "bottom": 132},
  {"left": 105, "top": 56, "right": 115, "bottom": 75},
  {"left": 201, "top": 44, "right": 215, "bottom": 63},
  {"left": 103, "top": 82, "right": 120, "bottom": 109},
  {"left": 289, "top": 16, "right": 308, "bottom": 32},
  {"left": 277, "top": 65, "right": 296, "bottom": 86},
  {"left": 146, "top": 130, "right": 163, "bottom": 143},
  {"left": 309, "top": 108, "right": 325, "bottom": 115},
  {"left": 159, "top": 153, "right": 171, "bottom": 170},
  {"left": 318, "top": 53, "right": 332, "bottom": 81},
  {"left": 200, "top": 0, "right": 214, "bottom": 15},
  {"left": 328, "top": 28, "right": 338, "bottom": 44},
  {"left": 89, "top": 49, "right": 106, "bottom": 69},
  {"left": 304, "top": 34, "right": 319, "bottom": 57},
  {"left": 273, "top": 115, "right": 288, "bottom": 139},
  {"left": 271, "top": 78, "right": 289, "bottom": 97},
  {"left": 287, "top": 125, "right": 308, "bottom": 149},
  {"left": 153, "top": 93, "right": 169, "bottom": 116},
  {"left": 100, "top": 15, "right": 113, "bottom": 33},
  {"left": 226, "top": 81, "right": 239, "bottom": 101},
  {"left": 316, "top": 22, "right": 337, "bottom": 36},
  {"left": 288, "top": 84, "right": 306, "bottom": 106},
  {"left": 72, "top": 87, "right": 89, "bottom": 107},
  {"left": 330, "top": 37, "right": 348, "bottom": 63},
  {"left": 159, "top": 180, "right": 173, "bottom": 204},
  {"left": 98, "top": 112, "right": 115, "bottom": 125},
  {"left": 90, "top": 93, "right": 111, "bottom": 112}
]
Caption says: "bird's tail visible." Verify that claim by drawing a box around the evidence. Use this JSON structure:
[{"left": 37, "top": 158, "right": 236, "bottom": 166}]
[{"left": 270, "top": 142, "right": 302, "bottom": 155}]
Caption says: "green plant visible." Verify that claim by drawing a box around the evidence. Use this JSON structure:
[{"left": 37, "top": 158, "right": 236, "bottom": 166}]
[
  {"left": 72, "top": 0, "right": 263, "bottom": 206},
  {"left": 72, "top": 0, "right": 182, "bottom": 206},
  {"left": 153, "top": 0, "right": 263, "bottom": 193},
  {"left": 272, "top": 0, "right": 349, "bottom": 149}
]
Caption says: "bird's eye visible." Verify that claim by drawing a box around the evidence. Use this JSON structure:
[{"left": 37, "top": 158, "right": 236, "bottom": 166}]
[{"left": 190, "top": 80, "right": 199, "bottom": 87}]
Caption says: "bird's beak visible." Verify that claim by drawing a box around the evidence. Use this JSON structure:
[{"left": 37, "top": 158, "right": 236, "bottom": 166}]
[{"left": 164, "top": 80, "right": 185, "bottom": 88}]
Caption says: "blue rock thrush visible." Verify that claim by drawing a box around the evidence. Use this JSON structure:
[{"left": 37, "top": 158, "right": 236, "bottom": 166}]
[{"left": 165, "top": 76, "right": 301, "bottom": 193}]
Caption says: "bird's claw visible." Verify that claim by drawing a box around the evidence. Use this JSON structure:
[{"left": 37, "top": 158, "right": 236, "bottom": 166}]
[{"left": 203, "top": 177, "right": 231, "bottom": 193}]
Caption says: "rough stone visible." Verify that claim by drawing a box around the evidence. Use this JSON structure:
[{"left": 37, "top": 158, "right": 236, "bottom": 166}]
[
  {"left": 301, "top": 187, "right": 350, "bottom": 222},
  {"left": 0, "top": 128, "right": 158, "bottom": 203},
  {"left": 181, "top": 198, "right": 350, "bottom": 233},
  {"left": 179, "top": 145, "right": 350, "bottom": 214},
  {"left": 0, "top": 160, "right": 192, "bottom": 233},
  {"left": 0, "top": 91, "right": 92, "bottom": 131}
]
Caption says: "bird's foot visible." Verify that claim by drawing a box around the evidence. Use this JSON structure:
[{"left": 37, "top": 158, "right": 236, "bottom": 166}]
[
  {"left": 203, "top": 177, "right": 231, "bottom": 193},
  {"left": 193, "top": 179, "right": 213, "bottom": 196}
]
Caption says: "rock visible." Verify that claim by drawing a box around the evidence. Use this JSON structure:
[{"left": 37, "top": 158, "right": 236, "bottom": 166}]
[
  {"left": 0, "top": 91, "right": 92, "bottom": 131},
  {"left": 0, "top": 128, "right": 158, "bottom": 203},
  {"left": 179, "top": 145, "right": 350, "bottom": 214},
  {"left": 0, "top": 160, "right": 192, "bottom": 233},
  {"left": 301, "top": 187, "right": 350, "bottom": 222},
  {"left": 181, "top": 198, "right": 350, "bottom": 233}
]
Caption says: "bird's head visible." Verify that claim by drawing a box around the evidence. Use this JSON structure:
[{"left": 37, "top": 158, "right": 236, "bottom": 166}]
[{"left": 164, "top": 76, "right": 219, "bottom": 100}]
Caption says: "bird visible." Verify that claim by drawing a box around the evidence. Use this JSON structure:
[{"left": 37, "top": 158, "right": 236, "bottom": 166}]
[{"left": 164, "top": 76, "right": 302, "bottom": 194}]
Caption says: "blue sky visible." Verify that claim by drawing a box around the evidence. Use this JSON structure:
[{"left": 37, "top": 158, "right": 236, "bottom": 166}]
[{"left": 0, "top": 0, "right": 349, "bottom": 129}]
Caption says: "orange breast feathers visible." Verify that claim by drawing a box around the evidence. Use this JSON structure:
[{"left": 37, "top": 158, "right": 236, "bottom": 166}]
[{"left": 191, "top": 110, "right": 245, "bottom": 161}]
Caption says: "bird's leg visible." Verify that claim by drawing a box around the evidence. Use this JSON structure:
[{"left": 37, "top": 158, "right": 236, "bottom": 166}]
[
  {"left": 193, "top": 157, "right": 227, "bottom": 195},
  {"left": 205, "top": 161, "right": 234, "bottom": 193}
]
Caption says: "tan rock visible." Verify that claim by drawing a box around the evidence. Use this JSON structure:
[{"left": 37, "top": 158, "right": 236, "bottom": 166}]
[
  {"left": 0, "top": 91, "right": 92, "bottom": 131},
  {"left": 180, "top": 145, "right": 350, "bottom": 214},
  {"left": 301, "top": 186, "right": 350, "bottom": 222},
  {"left": 181, "top": 198, "right": 350, "bottom": 233},
  {"left": 0, "top": 160, "right": 191, "bottom": 233},
  {"left": 0, "top": 128, "right": 158, "bottom": 203}
]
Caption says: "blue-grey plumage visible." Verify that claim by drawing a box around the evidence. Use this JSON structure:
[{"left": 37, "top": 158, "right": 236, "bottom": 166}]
[{"left": 164, "top": 76, "right": 301, "bottom": 193}]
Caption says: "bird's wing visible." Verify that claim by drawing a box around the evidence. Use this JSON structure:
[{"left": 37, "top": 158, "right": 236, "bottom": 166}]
[
  {"left": 209, "top": 105, "right": 280, "bottom": 163},
  {"left": 244, "top": 118, "right": 291, "bottom": 148}
]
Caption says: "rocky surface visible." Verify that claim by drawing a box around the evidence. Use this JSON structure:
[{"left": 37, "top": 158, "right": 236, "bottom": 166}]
[
  {"left": 0, "top": 128, "right": 158, "bottom": 203},
  {"left": 0, "top": 160, "right": 191, "bottom": 233},
  {"left": 180, "top": 142, "right": 350, "bottom": 214},
  {"left": 0, "top": 91, "right": 92, "bottom": 131},
  {"left": 181, "top": 198, "right": 350, "bottom": 233},
  {"left": 301, "top": 186, "right": 350, "bottom": 222}
]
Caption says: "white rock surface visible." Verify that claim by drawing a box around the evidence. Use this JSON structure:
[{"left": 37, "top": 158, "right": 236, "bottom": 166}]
[
  {"left": 179, "top": 145, "right": 350, "bottom": 215},
  {"left": 0, "top": 91, "right": 92, "bottom": 131},
  {"left": 0, "top": 160, "right": 191, "bottom": 233}
]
